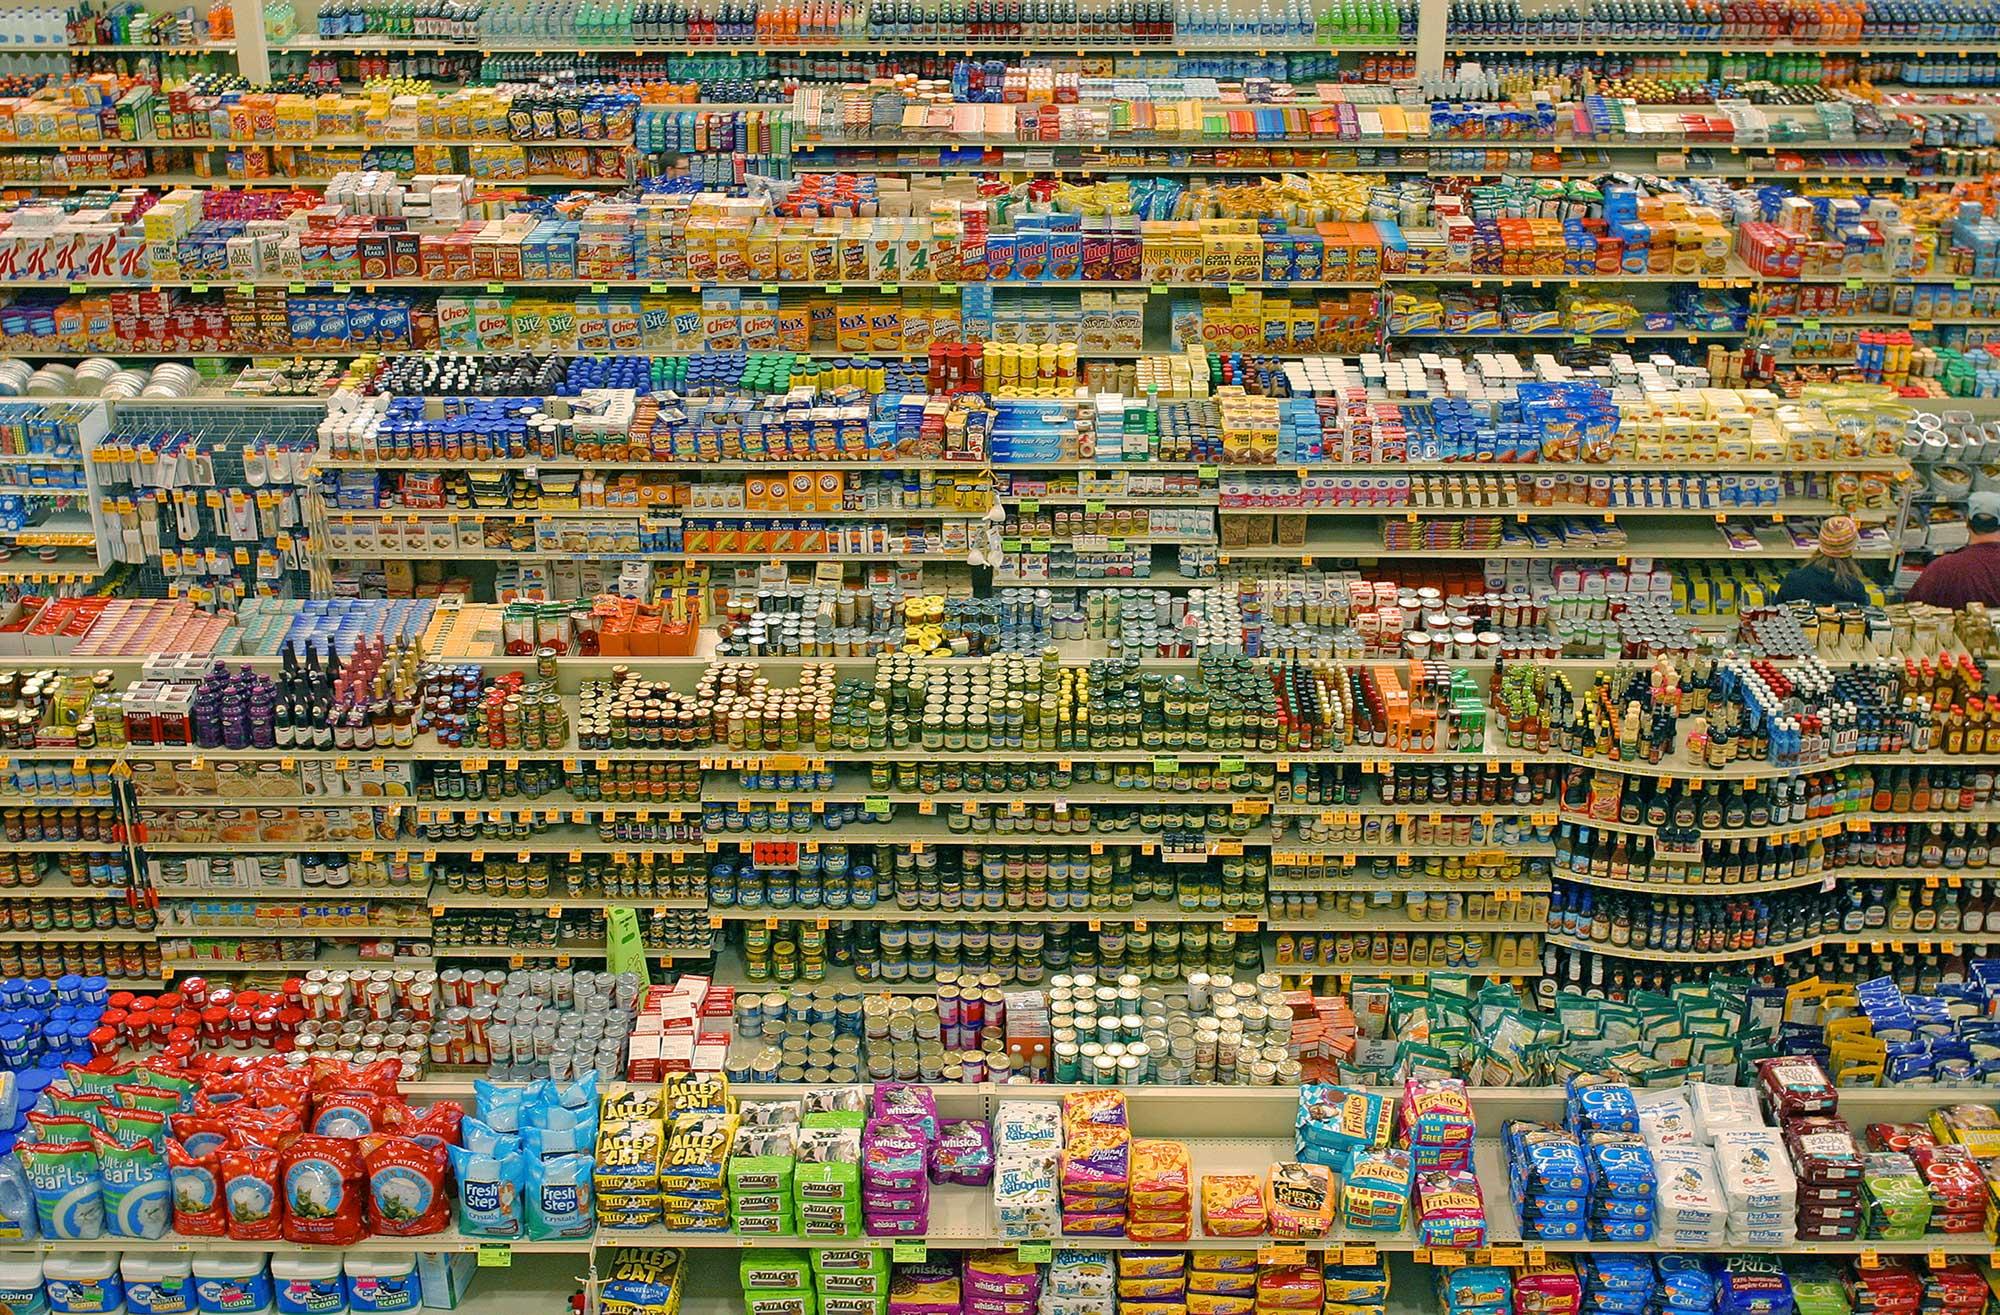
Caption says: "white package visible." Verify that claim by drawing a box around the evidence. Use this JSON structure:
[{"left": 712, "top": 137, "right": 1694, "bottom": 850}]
[
  {"left": 1637, "top": 1089, "right": 1698, "bottom": 1148},
  {"left": 1688, "top": 1082, "right": 1764, "bottom": 1143},
  {"left": 1711, "top": 1128, "right": 1798, "bottom": 1213},
  {"left": 994, "top": 1153, "right": 1059, "bottom": 1240},
  {"left": 994, "top": 1102, "right": 1063, "bottom": 1156}
]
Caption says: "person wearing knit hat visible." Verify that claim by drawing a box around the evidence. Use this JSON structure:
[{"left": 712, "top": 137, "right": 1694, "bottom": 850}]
[{"left": 1776, "top": 515, "right": 1873, "bottom": 607}]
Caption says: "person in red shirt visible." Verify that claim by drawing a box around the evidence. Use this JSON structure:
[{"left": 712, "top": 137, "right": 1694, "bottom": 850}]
[{"left": 1907, "top": 491, "right": 2000, "bottom": 610}]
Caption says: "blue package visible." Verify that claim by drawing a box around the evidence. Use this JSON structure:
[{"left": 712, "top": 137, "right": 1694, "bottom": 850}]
[
  {"left": 447, "top": 1142, "right": 525, "bottom": 1239},
  {"left": 93, "top": 1129, "right": 170, "bottom": 1239},
  {"left": 524, "top": 1152, "right": 594, "bottom": 1240},
  {"left": 18, "top": 1135, "right": 102, "bottom": 1239},
  {"left": 474, "top": 1081, "right": 526, "bottom": 1135},
  {"left": 0, "top": 1151, "right": 38, "bottom": 1241},
  {"left": 460, "top": 1118, "right": 515, "bottom": 1156},
  {"left": 1566, "top": 1075, "right": 1640, "bottom": 1135}
]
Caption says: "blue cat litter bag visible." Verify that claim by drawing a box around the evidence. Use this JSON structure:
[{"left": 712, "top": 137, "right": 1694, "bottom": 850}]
[
  {"left": 473, "top": 1081, "right": 525, "bottom": 1136},
  {"left": 522, "top": 1117, "right": 598, "bottom": 1161},
  {"left": 0, "top": 1149, "right": 39, "bottom": 1241},
  {"left": 17, "top": 1136, "right": 103, "bottom": 1239},
  {"left": 446, "top": 1141, "right": 525, "bottom": 1239},
  {"left": 525, "top": 1152, "right": 594, "bottom": 1240},
  {"left": 92, "top": 1129, "right": 170, "bottom": 1239}
]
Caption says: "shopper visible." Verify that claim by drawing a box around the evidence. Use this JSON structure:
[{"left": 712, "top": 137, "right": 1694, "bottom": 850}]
[
  {"left": 1906, "top": 492, "right": 2000, "bottom": 609},
  {"left": 1775, "top": 515, "right": 1871, "bottom": 606}
]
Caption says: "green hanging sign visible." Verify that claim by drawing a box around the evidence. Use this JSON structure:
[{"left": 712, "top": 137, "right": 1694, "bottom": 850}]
[{"left": 605, "top": 907, "right": 653, "bottom": 987}]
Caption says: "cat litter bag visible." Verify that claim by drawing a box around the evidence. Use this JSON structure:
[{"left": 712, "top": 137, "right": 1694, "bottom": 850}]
[
  {"left": 91, "top": 1128, "right": 170, "bottom": 1240},
  {"left": 18, "top": 1135, "right": 103, "bottom": 1240},
  {"left": 359, "top": 1133, "right": 451, "bottom": 1238},
  {"left": 0, "top": 1149, "right": 39, "bottom": 1242},
  {"left": 473, "top": 1081, "right": 526, "bottom": 1136},
  {"left": 447, "top": 1139, "right": 526, "bottom": 1238},
  {"left": 526, "top": 1152, "right": 595, "bottom": 1240}
]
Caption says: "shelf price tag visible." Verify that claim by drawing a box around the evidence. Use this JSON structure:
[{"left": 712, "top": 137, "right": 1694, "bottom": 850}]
[
  {"left": 476, "top": 1245, "right": 511, "bottom": 1268},
  {"left": 1257, "top": 1247, "right": 1306, "bottom": 1267},
  {"left": 1017, "top": 1242, "right": 1052, "bottom": 1265},
  {"left": 1341, "top": 1246, "right": 1377, "bottom": 1267},
  {"left": 892, "top": 1242, "right": 926, "bottom": 1264},
  {"left": 1152, "top": 757, "right": 1179, "bottom": 775}
]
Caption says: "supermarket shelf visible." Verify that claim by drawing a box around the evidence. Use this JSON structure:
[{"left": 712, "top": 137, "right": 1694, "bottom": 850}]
[
  {"left": 132, "top": 795, "right": 419, "bottom": 807},
  {"left": 1279, "top": 956, "right": 1539, "bottom": 977},
  {"left": 1232, "top": 498, "right": 1880, "bottom": 520},
  {"left": 1, "top": 838, "right": 132, "bottom": 852},
  {"left": 0, "top": 173, "right": 639, "bottom": 189},
  {"left": 154, "top": 885, "right": 434, "bottom": 899},
  {"left": 156, "top": 923, "right": 431, "bottom": 937},
  {"left": 12, "top": 1228, "right": 595, "bottom": 1256},
  {"left": 1269, "top": 874, "right": 1554, "bottom": 893},
  {"left": 707, "top": 899, "right": 1258, "bottom": 923},
  {"left": 1265, "top": 915, "right": 1544, "bottom": 932},
  {"left": 1544, "top": 928, "right": 2000, "bottom": 962},
  {"left": 268, "top": 35, "right": 1401, "bottom": 53},
  {"left": 425, "top": 894, "right": 707, "bottom": 910},
  {"left": 0, "top": 882, "right": 138, "bottom": 899},
  {"left": 0, "top": 136, "right": 635, "bottom": 150},
  {"left": 431, "top": 943, "right": 714, "bottom": 960},
  {"left": 161, "top": 955, "right": 434, "bottom": 972},
  {"left": 1221, "top": 520, "right": 1890, "bottom": 561}
]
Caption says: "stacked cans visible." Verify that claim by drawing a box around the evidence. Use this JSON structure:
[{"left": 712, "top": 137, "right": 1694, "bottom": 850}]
[
  {"left": 1046, "top": 969, "right": 1299, "bottom": 1086},
  {"left": 455, "top": 965, "right": 642, "bottom": 1082},
  {"left": 728, "top": 985, "right": 869, "bottom": 1084}
]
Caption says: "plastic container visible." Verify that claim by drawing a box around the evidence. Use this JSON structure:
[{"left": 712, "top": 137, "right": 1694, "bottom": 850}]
[
  {"left": 0, "top": 1252, "right": 47, "bottom": 1315},
  {"left": 122, "top": 1257, "right": 194, "bottom": 1315},
  {"left": 340, "top": 1257, "right": 417, "bottom": 1315},
  {"left": 272, "top": 1256, "right": 345, "bottom": 1315},
  {"left": 191, "top": 1258, "right": 273, "bottom": 1315},
  {"left": 44, "top": 1253, "right": 122, "bottom": 1315}
]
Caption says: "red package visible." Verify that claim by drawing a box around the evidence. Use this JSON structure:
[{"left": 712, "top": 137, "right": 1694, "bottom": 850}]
[
  {"left": 1910, "top": 1144, "right": 1986, "bottom": 1209},
  {"left": 1864, "top": 1123, "right": 1936, "bottom": 1153},
  {"left": 396, "top": 1102, "right": 462, "bottom": 1145},
  {"left": 225, "top": 1107, "right": 304, "bottom": 1149},
  {"left": 217, "top": 1146, "right": 283, "bottom": 1240},
  {"left": 197, "top": 1071, "right": 254, "bottom": 1106},
  {"left": 1756, "top": 1056, "right": 1838, "bottom": 1121},
  {"left": 164, "top": 1138, "right": 226, "bottom": 1236},
  {"left": 359, "top": 1134, "right": 452, "bottom": 1236},
  {"left": 278, "top": 1134, "right": 369, "bottom": 1247},
  {"left": 310, "top": 1058, "right": 402, "bottom": 1100},
  {"left": 311, "top": 1089, "right": 395, "bottom": 1137},
  {"left": 1784, "top": 1116, "right": 1863, "bottom": 1183},
  {"left": 169, "top": 1115, "right": 234, "bottom": 1159}
]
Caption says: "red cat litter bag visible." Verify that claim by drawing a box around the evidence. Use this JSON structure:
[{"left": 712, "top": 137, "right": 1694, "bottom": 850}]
[
  {"left": 312, "top": 1059, "right": 402, "bottom": 1102},
  {"left": 359, "top": 1134, "right": 451, "bottom": 1237},
  {"left": 311, "top": 1089, "right": 394, "bottom": 1137},
  {"left": 170, "top": 1115, "right": 234, "bottom": 1161},
  {"left": 279, "top": 1134, "right": 368, "bottom": 1247},
  {"left": 395, "top": 1102, "right": 462, "bottom": 1146},
  {"left": 195, "top": 1071, "right": 254, "bottom": 1106},
  {"left": 216, "top": 1146, "right": 283, "bottom": 1240},
  {"left": 226, "top": 1108, "right": 304, "bottom": 1150},
  {"left": 164, "top": 1138, "right": 226, "bottom": 1237}
]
